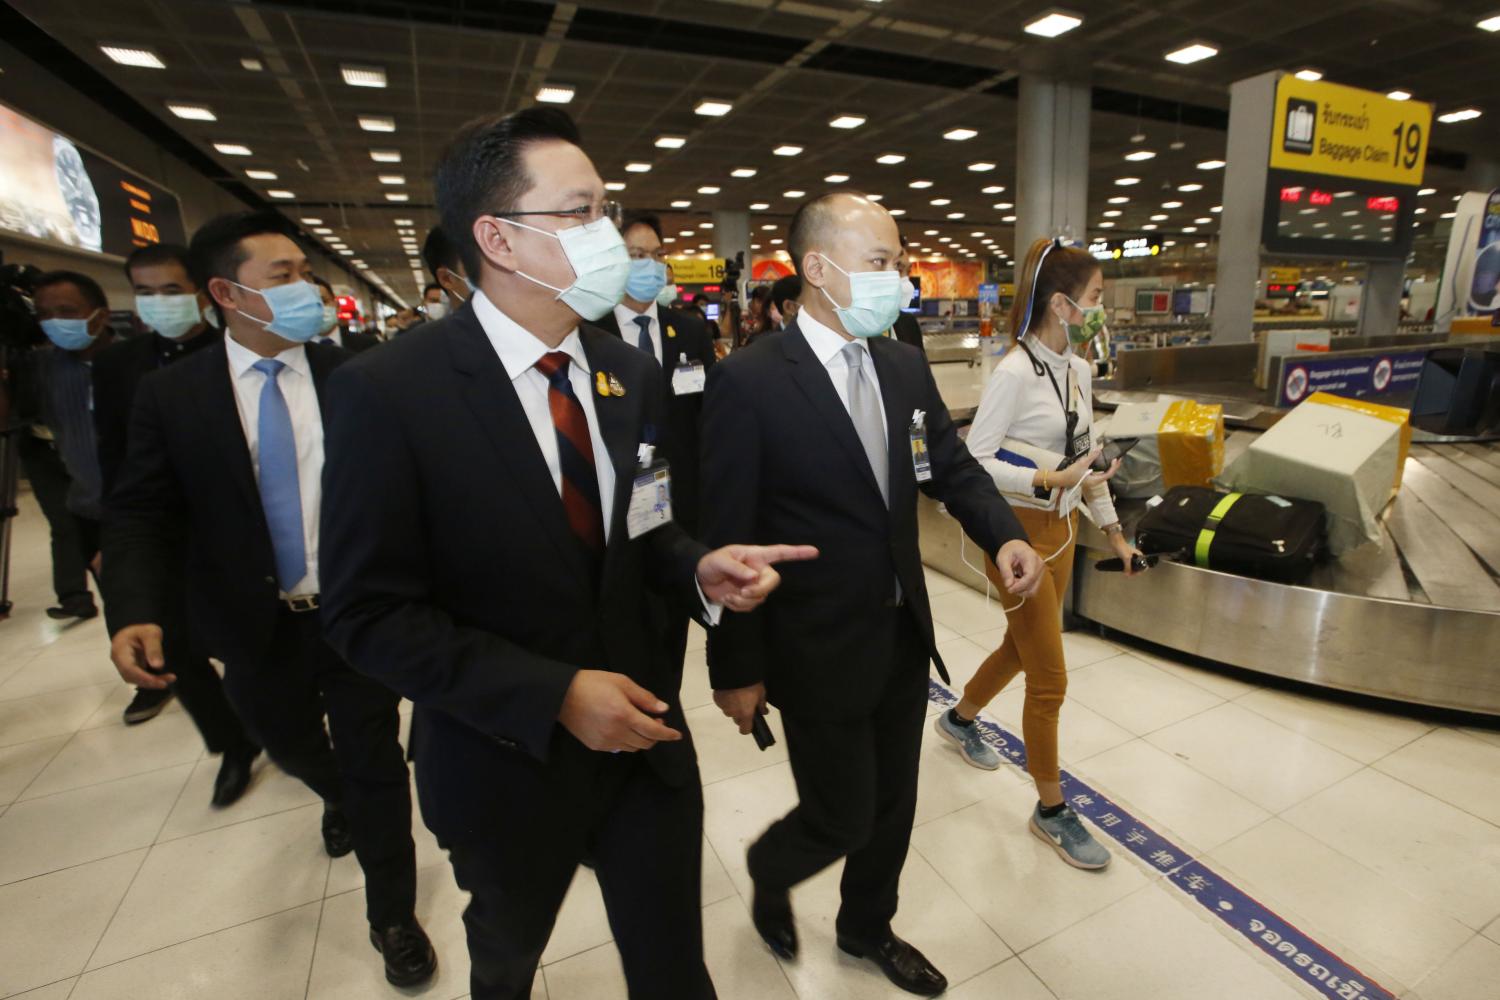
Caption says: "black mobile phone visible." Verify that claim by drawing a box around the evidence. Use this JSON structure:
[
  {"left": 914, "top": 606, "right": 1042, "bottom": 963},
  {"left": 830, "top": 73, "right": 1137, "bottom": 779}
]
[
  {"left": 751, "top": 713, "right": 776, "bottom": 751},
  {"left": 1094, "top": 553, "right": 1158, "bottom": 573},
  {"left": 1093, "top": 437, "right": 1140, "bottom": 472}
]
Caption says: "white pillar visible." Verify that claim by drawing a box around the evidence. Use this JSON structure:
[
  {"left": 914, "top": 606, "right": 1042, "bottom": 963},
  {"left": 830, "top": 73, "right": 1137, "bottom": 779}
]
[
  {"left": 1358, "top": 259, "right": 1406, "bottom": 337},
  {"left": 1015, "top": 75, "right": 1090, "bottom": 261},
  {"left": 1212, "top": 72, "right": 1279, "bottom": 345}
]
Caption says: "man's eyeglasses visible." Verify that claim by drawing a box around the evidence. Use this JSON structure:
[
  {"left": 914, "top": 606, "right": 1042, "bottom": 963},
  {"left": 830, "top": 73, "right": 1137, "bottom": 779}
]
[{"left": 492, "top": 200, "right": 623, "bottom": 228}]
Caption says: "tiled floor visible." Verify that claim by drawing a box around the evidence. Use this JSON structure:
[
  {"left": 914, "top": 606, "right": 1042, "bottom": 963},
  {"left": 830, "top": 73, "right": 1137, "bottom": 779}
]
[{"left": 2, "top": 489, "right": 1500, "bottom": 1000}]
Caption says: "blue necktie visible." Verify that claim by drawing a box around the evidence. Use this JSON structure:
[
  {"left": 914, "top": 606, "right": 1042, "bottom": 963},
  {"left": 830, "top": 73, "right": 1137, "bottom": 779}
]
[
  {"left": 252, "top": 359, "right": 307, "bottom": 591},
  {"left": 633, "top": 315, "right": 654, "bottom": 359}
]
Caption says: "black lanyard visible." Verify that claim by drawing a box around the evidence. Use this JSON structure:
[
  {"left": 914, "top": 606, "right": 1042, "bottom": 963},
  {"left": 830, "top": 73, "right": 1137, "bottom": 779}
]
[{"left": 1018, "top": 340, "right": 1079, "bottom": 454}]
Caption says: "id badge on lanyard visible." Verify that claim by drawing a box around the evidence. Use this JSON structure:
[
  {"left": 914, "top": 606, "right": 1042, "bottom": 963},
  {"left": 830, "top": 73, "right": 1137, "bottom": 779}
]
[
  {"left": 626, "top": 444, "right": 674, "bottom": 539},
  {"left": 909, "top": 409, "right": 933, "bottom": 482}
]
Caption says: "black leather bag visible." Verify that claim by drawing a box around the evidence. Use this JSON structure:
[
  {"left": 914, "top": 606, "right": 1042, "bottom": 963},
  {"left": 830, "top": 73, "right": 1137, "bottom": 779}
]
[{"left": 1136, "top": 486, "right": 1326, "bottom": 583}]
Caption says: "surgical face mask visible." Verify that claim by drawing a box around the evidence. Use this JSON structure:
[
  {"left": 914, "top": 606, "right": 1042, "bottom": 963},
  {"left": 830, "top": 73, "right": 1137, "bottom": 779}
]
[
  {"left": 816, "top": 253, "right": 906, "bottom": 339},
  {"left": 655, "top": 282, "right": 677, "bottom": 307},
  {"left": 625, "top": 257, "right": 668, "bottom": 303},
  {"left": 502, "top": 216, "right": 630, "bottom": 321},
  {"left": 426, "top": 301, "right": 449, "bottom": 321},
  {"left": 202, "top": 303, "right": 222, "bottom": 329},
  {"left": 226, "top": 279, "right": 326, "bottom": 342},
  {"left": 40, "top": 310, "right": 101, "bottom": 351},
  {"left": 1058, "top": 294, "right": 1107, "bottom": 346},
  {"left": 320, "top": 304, "right": 339, "bottom": 334},
  {"left": 457, "top": 274, "right": 475, "bottom": 302},
  {"left": 136, "top": 294, "right": 201, "bottom": 340},
  {"left": 905, "top": 277, "right": 919, "bottom": 305}
]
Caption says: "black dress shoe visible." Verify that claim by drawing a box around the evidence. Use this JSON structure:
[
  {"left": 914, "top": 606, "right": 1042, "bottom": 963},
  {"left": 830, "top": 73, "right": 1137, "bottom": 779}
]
[
  {"left": 751, "top": 883, "right": 798, "bottom": 960},
  {"left": 321, "top": 802, "right": 354, "bottom": 858},
  {"left": 369, "top": 918, "right": 438, "bottom": 986},
  {"left": 837, "top": 932, "right": 948, "bottom": 996},
  {"left": 210, "top": 747, "right": 260, "bottom": 808},
  {"left": 46, "top": 594, "right": 98, "bottom": 621},
  {"left": 123, "top": 687, "right": 174, "bottom": 725}
]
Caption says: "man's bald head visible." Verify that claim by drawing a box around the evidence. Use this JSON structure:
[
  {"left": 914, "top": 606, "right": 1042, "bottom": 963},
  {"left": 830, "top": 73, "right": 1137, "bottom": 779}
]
[{"left": 788, "top": 192, "right": 897, "bottom": 281}]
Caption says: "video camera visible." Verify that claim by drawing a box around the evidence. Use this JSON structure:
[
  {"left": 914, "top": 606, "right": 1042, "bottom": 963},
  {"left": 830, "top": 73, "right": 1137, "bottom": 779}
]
[
  {"left": 0, "top": 257, "right": 45, "bottom": 353},
  {"left": 722, "top": 251, "right": 744, "bottom": 287}
]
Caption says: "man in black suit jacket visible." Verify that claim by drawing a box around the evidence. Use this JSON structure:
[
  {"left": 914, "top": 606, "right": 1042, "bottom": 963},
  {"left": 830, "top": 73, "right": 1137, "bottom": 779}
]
[
  {"left": 890, "top": 239, "right": 925, "bottom": 354},
  {"left": 104, "top": 211, "right": 435, "bottom": 988},
  {"left": 311, "top": 276, "right": 378, "bottom": 352},
  {"left": 93, "top": 242, "right": 259, "bottom": 803},
  {"left": 702, "top": 193, "right": 1044, "bottom": 996},
  {"left": 319, "top": 107, "right": 813, "bottom": 1000}
]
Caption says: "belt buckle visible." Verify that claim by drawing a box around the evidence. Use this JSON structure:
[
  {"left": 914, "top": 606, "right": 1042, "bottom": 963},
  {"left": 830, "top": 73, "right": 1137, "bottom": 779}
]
[{"left": 285, "top": 594, "right": 320, "bottom": 613}]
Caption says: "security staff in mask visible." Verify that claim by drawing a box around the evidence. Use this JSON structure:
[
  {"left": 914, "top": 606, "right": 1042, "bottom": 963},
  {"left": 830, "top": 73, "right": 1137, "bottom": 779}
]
[
  {"left": 421, "top": 224, "right": 474, "bottom": 314},
  {"left": 311, "top": 276, "right": 377, "bottom": 352}
]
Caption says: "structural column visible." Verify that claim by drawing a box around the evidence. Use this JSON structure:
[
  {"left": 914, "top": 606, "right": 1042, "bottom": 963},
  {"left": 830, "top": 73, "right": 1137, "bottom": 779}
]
[
  {"left": 1358, "top": 259, "right": 1405, "bottom": 338},
  {"left": 1211, "top": 73, "right": 1278, "bottom": 345},
  {"left": 1015, "top": 74, "right": 1090, "bottom": 265},
  {"left": 712, "top": 209, "right": 751, "bottom": 298}
]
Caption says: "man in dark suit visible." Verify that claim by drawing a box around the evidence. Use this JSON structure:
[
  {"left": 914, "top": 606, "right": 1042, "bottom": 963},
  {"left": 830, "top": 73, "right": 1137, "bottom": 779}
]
[
  {"left": 890, "top": 237, "right": 925, "bottom": 354},
  {"left": 318, "top": 107, "right": 814, "bottom": 1000},
  {"left": 103, "top": 211, "right": 435, "bottom": 987},
  {"left": 93, "top": 243, "right": 260, "bottom": 802},
  {"left": 311, "top": 277, "right": 378, "bottom": 352},
  {"left": 702, "top": 192, "right": 1045, "bottom": 996}
]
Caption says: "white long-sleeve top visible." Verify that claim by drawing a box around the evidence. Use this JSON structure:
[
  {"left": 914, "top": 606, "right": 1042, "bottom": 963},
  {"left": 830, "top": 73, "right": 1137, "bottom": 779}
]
[{"left": 965, "top": 336, "right": 1119, "bottom": 526}]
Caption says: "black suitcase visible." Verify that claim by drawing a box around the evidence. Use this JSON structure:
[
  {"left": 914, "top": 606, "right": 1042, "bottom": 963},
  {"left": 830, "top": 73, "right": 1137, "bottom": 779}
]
[{"left": 1136, "top": 486, "right": 1326, "bottom": 583}]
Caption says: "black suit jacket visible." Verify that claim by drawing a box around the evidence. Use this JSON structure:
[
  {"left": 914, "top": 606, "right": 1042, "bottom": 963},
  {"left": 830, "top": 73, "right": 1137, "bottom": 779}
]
[
  {"left": 318, "top": 302, "right": 710, "bottom": 841},
  {"left": 892, "top": 312, "right": 925, "bottom": 355},
  {"left": 101, "top": 340, "right": 350, "bottom": 656},
  {"left": 93, "top": 330, "right": 222, "bottom": 498},
  {"left": 341, "top": 330, "right": 379, "bottom": 353},
  {"left": 591, "top": 306, "right": 716, "bottom": 531},
  {"left": 700, "top": 322, "right": 1026, "bottom": 717}
]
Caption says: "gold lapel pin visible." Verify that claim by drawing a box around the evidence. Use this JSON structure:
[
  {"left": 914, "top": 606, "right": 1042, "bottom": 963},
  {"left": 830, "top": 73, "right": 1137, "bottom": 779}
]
[
  {"left": 666, "top": 324, "right": 677, "bottom": 339},
  {"left": 595, "top": 371, "right": 610, "bottom": 397},
  {"left": 607, "top": 373, "right": 627, "bottom": 397}
]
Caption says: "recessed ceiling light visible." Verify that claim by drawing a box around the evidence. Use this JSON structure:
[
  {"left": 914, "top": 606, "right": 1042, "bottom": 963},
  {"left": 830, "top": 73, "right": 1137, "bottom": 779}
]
[
  {"left": 938, "top": 237, "right": 951, "bottom": 243},
  {"left": 1165, "top": 43, "right": 1218, "bottom": 64},
  {"left": 695, "top": 99, "right": 733, "bottom": 117},
  {"left": 370, "top": 149, "right": 402, "bottom": 163},
  {"left": 1162, "top": 200, "right": 1183, "bottom": 208},
  {"left": 241, "top": 58, "right": 263, "bottom": 72},
  {"left": 1418, "top": 187, "right": 1437, "bottom": 195},
  {"left": 341, "top": 64, "right": 387, "bottom": 88},
  {"left": 876, "top": 153, "right": 907, "bottom": 165},
  {"left": 1024, "top": 10, "right": 1083, "bottom": 36},
  {"left": 1098, "top": 221, "right": 1116, "bottom": 228},
  {"left": 866, "top": 193, "right": 884, "bottom": 201},
  {"left": 301, "top": 217, "right": 323, "bottom": 225},
  {"left": 1211, "top": 205, "right": 1223, "bottom": 213},
  {"left": 1441, "top": 211, "right": 1457, "bottom": 219},
  {"left": 314, "top": 227, "right": 333, "bottom": 235},
  {"left": 1313, "top": 222, "right": 1329, "bottom": 228},
  {"left": 829, "top": 115, "right": 866, "bottom": 129},
  {"left": 246, "top": 169, "right": 278, "bottom": 180},
  {"left": 1479, "top": 14, "right": 1500, "bottom": 31},
  {"left": 624, "top": 162, "right": 652, "bottom": 173},
  {"left": 536, "top": 84, "right": 575, "bottom": 104},
  {"left": 889, "top": 209, "right": 906, "bottom": 216},
  {"left": 731, "top": 167, "right": 758, "bottom": 178},
  {"left": 1415, "top": 207, "right": 1428, "bottom": 214},
  {"left": 750, "top": 202, "right": 770, "bottom": 210},
  {"left": 1151, "top": 214, "right": 1169, "bottom": 221},
  {"left": 378, "top": 174, "right": 405, "bottom": 184},
  {"left": 167, "top": 102, "right": 216, "bottom": 121},
  {"left": 1001, "top": 215, "right": 1017, "bottom": 223},
  {"left": 1108, "top": 196, "right": 1130, "bottom": 204},
  {"left": 214, "top": 143, "right": 253, "bottom": 156},
  {"left": 100, "top": 44, "right": 165, "bottom": 68},
  {"left": 605, "top": 181, "right": 627, "bottom": 191},
  {"left": 1124, "top": 150, "right": 1156, "bottom": 162},
  {"left": 947, "top": 212, "right": 965, "bottom": 219},
  {"left": 930, "top": 198, "right": 951, "bottom": 206},
  {"left": 1103, "top": 210, "right": 1122, "bottom": 218},
  {"left": 654, "top": 136, "right": 687, "bottom": 150},
  {"left": 1115, "top": 177, "right": 1140, "bottom": 186},
  {"left": 394, "top": 219, "right": 413, "bottom": 226},
  {"left": 784, "top": 189, "right": 806, "bottom": 198},
  {"left": 943, "top": 128, "right": 979, "bottom": 141},
  {"left": 339, "top": 249, "right": 355, "bottom": 256},
  {"left": 268, "top": 189, "right": 295, "bottom": 199},
  {"left": 1294, "top": 68, "right": 1323, "bottom": 81},
  {"left": 358, "top": 115, "right": 396, "bottom": 132},
  {"left": 1195, "top": 217, "right": 1213, "bottom": 224},
  {"left": 699, "top": 222, "right": 714, "bottom": 229},
  {"left": 1438, "top": 108, "right": 1483, "bottom": 123},
  {"left": 968, "top": 162, "right": 996, "bottom": 172},
  {"left": 698, "top": 185, "right": 721, "bottom": 194},
  {"left": 670, "top": 200, "right": 692, "bottom": 208},
  {"left": 679, "top": 230, "right": 695, "bottom": 237},
  {"left": 385, "top": 192, "right": 409, "bottom": 202},
  {"left": 1178, "top": 183, "right": 1203, "bottom": 192},
  {"left": 773, "top": 145, "right": 803, "bottom": 156},
  {"left": 982, "top": 185, "right": 1006, "bottom": 194},
  {"left": 748, "top": 243, "right": 758, "bottom": 249},
  {"left": 993, "top": 202, "right": 1013, "bottom": 210},
  {"left": 1142, "top": 223, "right": 1158, "bottom": 230},
  {"left": 769, "top": 238, "right": 783, "bottom": 245},
  {"left": 760, "top": 224, "right": 777, "bottom": 231},
  {"left": 909, "top": 180, "right": 933, "bottom": 189},
  {"left": 825, "top": 173, "right": 850, "bottom": 183},
  {"left": 1387, "top": 90, "right": 1412, "bottom": 101},
  {"left": 1197, "top": 159, "right": 1226, "bottom": 170}
]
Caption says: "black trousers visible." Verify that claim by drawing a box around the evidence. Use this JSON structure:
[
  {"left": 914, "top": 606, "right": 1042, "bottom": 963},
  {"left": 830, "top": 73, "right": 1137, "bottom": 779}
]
[
  {"left": 221, "top": 608, "right": 416, "bottom": 926},
  {"left": 18, "top": 433, "right": 88, "bottom": 604},
  {"left": 158, "top": 601, "right": 255, "bottom": 756},
  {"left": 748, "top": 608, "right": 928, "bottom": 943},
  {"left": 445, "top": 744, "right": 715, "bottom": 1000}
]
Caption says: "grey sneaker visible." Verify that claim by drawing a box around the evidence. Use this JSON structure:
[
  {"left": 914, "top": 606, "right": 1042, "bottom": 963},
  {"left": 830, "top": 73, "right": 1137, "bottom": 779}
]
[
  {"left": 933, "top": 710, "right": 1000, "bottom": 770},
  {"left": 1029, "top": 804, "right": 1111, "bottom": 870}
]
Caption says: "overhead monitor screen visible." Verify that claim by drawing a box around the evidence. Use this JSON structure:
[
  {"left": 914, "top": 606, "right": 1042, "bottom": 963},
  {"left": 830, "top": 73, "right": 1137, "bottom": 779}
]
[{"left": 0, "top": 102, "right": 185, "bottom": 257}]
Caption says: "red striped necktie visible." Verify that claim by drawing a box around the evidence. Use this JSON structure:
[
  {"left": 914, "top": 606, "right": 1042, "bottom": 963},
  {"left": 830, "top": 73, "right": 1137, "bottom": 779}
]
[{"left": 534, "top": 351, "right": 605, "bottom": 553}]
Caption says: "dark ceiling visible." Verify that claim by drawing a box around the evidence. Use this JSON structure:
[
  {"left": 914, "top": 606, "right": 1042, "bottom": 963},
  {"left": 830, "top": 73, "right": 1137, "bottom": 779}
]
[{"left": 7, "top": 0, "right": 1495, "bottom": 304}]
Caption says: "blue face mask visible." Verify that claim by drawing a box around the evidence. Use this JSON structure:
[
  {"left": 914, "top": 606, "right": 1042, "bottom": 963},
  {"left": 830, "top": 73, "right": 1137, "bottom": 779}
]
[
  {"left": 816, "top": 253, "right": 906, "bottom": 339},
  {"left": 227, "top": 279, "right": 326, "bottom": 342},
  {"left": 40, "top": 309, "right": 101, "bottom": 351},
  {"left": 625, "top": 258, "right": 668, "bottom": 303}
]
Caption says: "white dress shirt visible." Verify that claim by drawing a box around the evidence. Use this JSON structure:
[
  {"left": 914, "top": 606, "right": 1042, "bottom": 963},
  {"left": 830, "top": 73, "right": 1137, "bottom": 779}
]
[
  {"left": 474, "top": 290, "right": 618, "bottom": 539},
  {"left": 613, "top": 300, "right": 662, "bottom": 367},
  {"left": 798, "top": 310, "right": 890, "bottom": 442},
  {"left": 224, "top": 335, "right": 324, "bottom": 596}
]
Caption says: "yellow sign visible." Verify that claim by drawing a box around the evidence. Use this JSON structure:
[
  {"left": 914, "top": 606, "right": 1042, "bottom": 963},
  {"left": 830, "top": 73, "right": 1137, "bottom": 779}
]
[
  {"left": 1267, "top": 267, "right": 1302, "bottom": 284},
  {"left": 1268, "top": 76, "right": 1432, "bottom": 186},
  {"left": 668, "top": 257, "right": 726, "bottom": 284}
]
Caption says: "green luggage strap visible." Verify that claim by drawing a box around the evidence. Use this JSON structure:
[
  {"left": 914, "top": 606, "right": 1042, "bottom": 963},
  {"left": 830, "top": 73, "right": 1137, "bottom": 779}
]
[{"left": 1194, "top": 492, "right": 1244, "bottom": 568}]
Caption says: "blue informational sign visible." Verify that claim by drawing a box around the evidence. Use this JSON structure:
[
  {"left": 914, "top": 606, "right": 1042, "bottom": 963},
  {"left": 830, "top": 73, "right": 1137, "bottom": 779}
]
[
  {"left": 978, "top": 282, "right": 1000, "bottom": 306},
  {"left": 1278, "top": 349, "right": 1428, "bottom": 407}
]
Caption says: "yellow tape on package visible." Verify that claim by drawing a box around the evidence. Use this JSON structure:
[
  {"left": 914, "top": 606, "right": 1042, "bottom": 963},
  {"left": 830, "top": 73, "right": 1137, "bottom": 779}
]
[
  {"left": 1306, "top": 392, "right": 1410, "bottom": 495},
  {"left": 1155, "top": 400, "right": 1225, "bottom": 489}
]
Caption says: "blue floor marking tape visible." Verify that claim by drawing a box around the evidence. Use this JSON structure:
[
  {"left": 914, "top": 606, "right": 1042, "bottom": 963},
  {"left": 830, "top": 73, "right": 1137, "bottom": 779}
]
[{"left": 927, "top": 678, "right": 1392, "bottom": 1000}]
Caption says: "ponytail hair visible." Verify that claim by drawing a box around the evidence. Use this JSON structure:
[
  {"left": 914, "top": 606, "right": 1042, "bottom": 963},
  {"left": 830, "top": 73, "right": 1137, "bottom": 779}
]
[{"left": 1007, "top": 237, "right": 1102, "bottom": 342}]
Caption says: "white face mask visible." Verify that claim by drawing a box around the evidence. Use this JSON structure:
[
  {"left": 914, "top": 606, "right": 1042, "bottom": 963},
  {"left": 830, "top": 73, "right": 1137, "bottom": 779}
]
[
  {"left": 135, "top": 293, "right": 202, "bottom": 340},
  {"left": 426, "top": 301, "right": 449, "bottom": 321},
  {"left": 501, "top": 216, "right": 631, "bottom": 321},
  {"left": 816, "top": 253, "right": 906, "bottom": 338}
]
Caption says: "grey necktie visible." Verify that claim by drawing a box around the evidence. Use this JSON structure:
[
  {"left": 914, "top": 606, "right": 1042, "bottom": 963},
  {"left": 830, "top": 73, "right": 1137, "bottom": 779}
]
[{"left": 842, "top": 342, "right": 888, "bottom": 506}]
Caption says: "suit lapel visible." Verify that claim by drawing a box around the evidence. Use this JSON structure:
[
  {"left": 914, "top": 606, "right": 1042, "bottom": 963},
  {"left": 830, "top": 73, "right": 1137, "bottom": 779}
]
[
  {"left": 446, "top": 312, "right": 594, "bottom": 587},
  {"left": 781, "top": 324, "right": 885, "bottom": 504},
  {"left": 580, "top": 327, "right": 644, "bottom": 548},
  {"left": 193, "top": 343, "right": 262, "bottom": 517},
  {"left": 870, "top": 338, "right": 916, "bottom": 511}
]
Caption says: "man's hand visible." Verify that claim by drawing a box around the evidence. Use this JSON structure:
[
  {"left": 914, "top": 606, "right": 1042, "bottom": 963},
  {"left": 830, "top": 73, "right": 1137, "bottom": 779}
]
[
  {"left": 714, "top": 682, "right": 767, "bottom": 736},
  {"left": 697, "top": 544, "right": 819, "bottom": 613},
  {"left": 110, "top": 624, "right": 175, "bottom": 688},
  {"left": 558, "top": 669, "right": 683, "bottom": 753},
  {"left": 995, "top": 540, "right": 1046, "bottom": 598}
]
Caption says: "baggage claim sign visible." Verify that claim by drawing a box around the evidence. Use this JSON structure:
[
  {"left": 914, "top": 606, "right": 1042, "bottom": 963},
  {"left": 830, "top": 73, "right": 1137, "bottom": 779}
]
[{"left": 1261, "top": 77, "right": 1431, "bottom": 259}]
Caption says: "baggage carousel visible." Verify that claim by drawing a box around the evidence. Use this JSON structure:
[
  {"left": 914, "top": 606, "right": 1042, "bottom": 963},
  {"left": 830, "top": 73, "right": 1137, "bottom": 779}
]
[{"left": 918, "top": 335, "right": 1500, "bottom": 718}]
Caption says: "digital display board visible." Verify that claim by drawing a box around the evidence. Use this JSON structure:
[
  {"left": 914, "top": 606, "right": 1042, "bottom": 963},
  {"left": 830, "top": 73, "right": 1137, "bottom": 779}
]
[
  {"left": 1089, "top": 236, "right": 1163, "bottom": 261},
  {"left": 0, "top": 102, "right": 185, "bottom": 258},
  {"left": 1262, "top": 169, "right": 1415, "bottom": 259}
]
